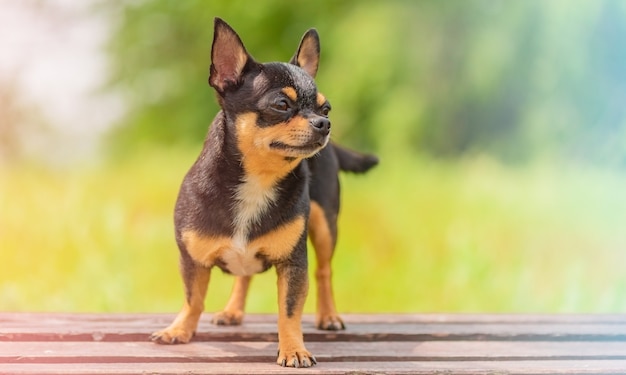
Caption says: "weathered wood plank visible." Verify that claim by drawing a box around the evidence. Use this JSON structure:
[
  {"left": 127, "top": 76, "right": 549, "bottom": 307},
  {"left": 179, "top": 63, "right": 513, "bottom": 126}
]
[
  {"left": 2, "top": 341, "right": 626, "bottom": 363},
  {"left": 3, "top": 360, "right": 626, "bottom": 375},
  {"left": 2, "top": 313, "right": 625, "bottom": 375},
  {"left": 3, "top": 313, "right": 626, "bottom": 342}
]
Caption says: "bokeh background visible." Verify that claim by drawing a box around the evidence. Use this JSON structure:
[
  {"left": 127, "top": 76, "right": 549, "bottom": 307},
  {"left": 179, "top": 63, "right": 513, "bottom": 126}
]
[{"left": 2, "top": 0, "right": 626, "bottom": 313}]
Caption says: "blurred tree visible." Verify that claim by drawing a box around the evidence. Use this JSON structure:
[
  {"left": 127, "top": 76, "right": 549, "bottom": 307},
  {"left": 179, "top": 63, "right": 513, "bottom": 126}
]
[
  {"left": 0, "top": 81, "right": 23, "bottom": 162},
  {"left": 102, "top": 0, "right": 626, "bottom": 166},
  {"left": 0, "top": 79, "right": 50, "bottom": 163}
]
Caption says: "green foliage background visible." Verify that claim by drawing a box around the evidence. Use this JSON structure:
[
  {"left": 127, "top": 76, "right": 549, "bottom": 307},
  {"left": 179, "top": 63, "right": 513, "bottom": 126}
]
[
  {"left": 3, "top": 152, "right": 626, "bottom": 312},
  {"left": 105, "top": 0, "right": 626, "bottom": 165},
  {"left": 2, "top": 0, "right": 626, "bottom": 313}
]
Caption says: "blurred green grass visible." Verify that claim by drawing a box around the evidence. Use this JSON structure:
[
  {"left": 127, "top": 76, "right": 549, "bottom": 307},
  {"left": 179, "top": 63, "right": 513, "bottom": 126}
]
[{"left": 1, "top": 150, "right": 626, "bottom": 313}]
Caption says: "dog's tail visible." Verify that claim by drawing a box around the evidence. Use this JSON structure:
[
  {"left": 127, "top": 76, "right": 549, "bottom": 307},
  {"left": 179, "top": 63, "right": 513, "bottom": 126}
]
[{"left": 332, "top": 143, "right": 379, "bottom": 174}]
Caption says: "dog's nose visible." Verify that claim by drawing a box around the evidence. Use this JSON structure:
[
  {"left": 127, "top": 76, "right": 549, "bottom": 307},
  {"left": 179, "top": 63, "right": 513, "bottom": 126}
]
[{"left": 310, "top": 117, "right": 331, "bottom": 136}]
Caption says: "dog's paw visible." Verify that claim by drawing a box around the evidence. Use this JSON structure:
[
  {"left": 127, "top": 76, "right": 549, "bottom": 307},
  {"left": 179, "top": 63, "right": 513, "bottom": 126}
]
[
  {"left": 277, "top": 346, "right": 317, "bottom": 368},
  {"left": 316, "top": 314, "right": 345, "bottom": 331},
  {"left": 150, "top": 327, "right": 194, "bottom": 345},
  {"left": 211, "top": 310, "right": 244, "bottom": 326}
]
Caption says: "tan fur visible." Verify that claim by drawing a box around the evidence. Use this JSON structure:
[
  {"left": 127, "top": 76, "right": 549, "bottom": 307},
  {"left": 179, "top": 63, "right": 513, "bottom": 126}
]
[
  {"left": 182, "top": 232, "right": 232, "bottom": 267},
  {"left": 275, "top": 263, "right": 313, "bottom": 367},
  {"left": 282, "top": 87, "right": 298, "bottom": 102},
  {"left": 316, "top": 93, "right": 326, "bottom": 107},
  {"left": 182, "top": 215, "right": 305, "bottom": 276},
  {"left": 308, "top": 201, "right": 343, "bottom": 329},
  {"left": 252, "top": 215, "right": 305, "bottom": 260},
  {"left": 212, "top": 276, "right": 251, "bottom": 325},
  {"left": 151, "top": 264, "right": 210, "bottom": 343},
  {"left": 235, "top": 113, "right": 309, "bottom": 187}
]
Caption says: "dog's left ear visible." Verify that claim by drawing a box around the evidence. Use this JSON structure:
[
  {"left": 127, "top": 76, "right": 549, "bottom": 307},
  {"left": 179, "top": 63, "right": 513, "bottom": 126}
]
[{"left": 290, "top": 29, "right": 320, "bottom": 78}]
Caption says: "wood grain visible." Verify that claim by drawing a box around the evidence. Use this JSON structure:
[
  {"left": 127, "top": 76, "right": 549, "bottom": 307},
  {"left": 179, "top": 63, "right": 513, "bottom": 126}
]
[{"left": 1, "top": 313, "right": 626, "bottom": 374}]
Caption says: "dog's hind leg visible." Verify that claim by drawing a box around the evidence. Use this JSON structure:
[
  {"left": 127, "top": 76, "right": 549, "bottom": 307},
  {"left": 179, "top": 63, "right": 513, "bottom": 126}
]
[
  {"left": 212, "top": 276, "right": 251, "bottom": 325},
  {"left": 309, "top": 201, "right": 345, "bottom": 330}
]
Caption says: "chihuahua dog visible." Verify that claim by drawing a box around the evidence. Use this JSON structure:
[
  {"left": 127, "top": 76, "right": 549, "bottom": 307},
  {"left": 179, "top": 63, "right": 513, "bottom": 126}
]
[{"left": 151, "top": 18, "right": 378, "bottom": 368}]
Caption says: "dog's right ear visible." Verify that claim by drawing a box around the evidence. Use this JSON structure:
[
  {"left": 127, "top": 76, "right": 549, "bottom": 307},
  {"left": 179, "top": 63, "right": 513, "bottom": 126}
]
[{"left": 209, "top": 18, "right": 251, "bottom": 92}]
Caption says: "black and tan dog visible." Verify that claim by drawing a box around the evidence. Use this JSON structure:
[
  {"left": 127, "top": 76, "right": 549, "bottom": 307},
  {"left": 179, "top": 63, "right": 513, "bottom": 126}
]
[{"left": 151, "top": 18, "right": 378, "bottom": 368}]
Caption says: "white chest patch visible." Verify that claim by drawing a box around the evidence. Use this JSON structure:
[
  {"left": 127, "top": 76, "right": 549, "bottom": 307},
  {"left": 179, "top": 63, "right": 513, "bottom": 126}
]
[
  {"left": 231, "top": 175, "right": 278, "bottom": 253},
  {"left": 219, "top": 247, "right": 265, "bottom": 276}
]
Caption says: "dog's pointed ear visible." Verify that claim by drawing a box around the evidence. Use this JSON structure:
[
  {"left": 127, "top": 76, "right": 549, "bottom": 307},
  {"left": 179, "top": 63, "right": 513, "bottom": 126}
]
[
  {"left": 209, "top": 18, "right": 252, "bottom": 92},
  {"left": 290, "top": 28, "right": 320, "bottom": 78}
]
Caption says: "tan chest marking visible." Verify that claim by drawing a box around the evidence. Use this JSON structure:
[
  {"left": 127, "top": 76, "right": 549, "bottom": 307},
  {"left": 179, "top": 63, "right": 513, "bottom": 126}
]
[{"left": 182, "top": 215, "right": 305, "bottom": 276}]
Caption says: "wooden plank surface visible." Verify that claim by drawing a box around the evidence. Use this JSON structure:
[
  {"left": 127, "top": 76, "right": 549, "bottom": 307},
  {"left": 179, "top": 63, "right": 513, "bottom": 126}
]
[
  {"left": 4, "top": 361, "right": 626, "bottom": 375},
  {"left": 1, "top": 313, "right": 626, "bottom": 374},
  {"left": 4, "top": 341, "right": 626, "bottom": 361}
]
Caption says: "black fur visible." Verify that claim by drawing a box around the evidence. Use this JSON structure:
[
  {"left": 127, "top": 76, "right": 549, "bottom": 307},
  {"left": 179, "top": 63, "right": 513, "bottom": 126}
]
[{"left": 153, "top": 17, "right": 378, "bottom": 368}]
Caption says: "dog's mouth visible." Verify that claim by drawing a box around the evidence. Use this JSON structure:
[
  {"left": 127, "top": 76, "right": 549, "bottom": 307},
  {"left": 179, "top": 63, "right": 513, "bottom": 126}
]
[{"left": 270, "top": 138, "right": 328, "bottom": 156}]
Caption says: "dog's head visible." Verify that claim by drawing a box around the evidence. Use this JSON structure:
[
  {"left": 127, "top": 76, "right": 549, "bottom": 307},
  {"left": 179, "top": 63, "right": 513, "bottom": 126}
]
[{"left": 208, "top": 18, "right": 331, "bottom": 160}]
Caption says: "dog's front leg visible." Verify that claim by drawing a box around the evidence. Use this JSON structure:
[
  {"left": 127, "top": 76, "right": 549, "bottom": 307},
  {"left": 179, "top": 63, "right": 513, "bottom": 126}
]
[
  {"left": 151, "top": 254, "right": 210, "bottom": 344},
  {"left": 275, "top": 241, "right": 316, "bottom": 367},
  {"left": 212, "top": 275, "right": 251, "bottom": 325}
]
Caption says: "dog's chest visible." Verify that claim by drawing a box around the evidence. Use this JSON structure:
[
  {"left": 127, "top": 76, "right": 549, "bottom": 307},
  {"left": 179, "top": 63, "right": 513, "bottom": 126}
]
[
  {"left": 182, "top": 176, "right": 305, "bottom": 276},
  {"left": 224, "top": 177, "right": 277, "bottom": 275},
  {"left": 231, "top": 176, "right": 277, "bottom": 248}
]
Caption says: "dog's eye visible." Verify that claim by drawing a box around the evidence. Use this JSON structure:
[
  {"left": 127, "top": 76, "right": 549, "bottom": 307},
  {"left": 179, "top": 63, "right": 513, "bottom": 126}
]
[
  {"left": 320, "top": 104, "right": 331, "bottom": 117},
  {"left": 271, "top": 99, "right": 290, "bottom": 112}
]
